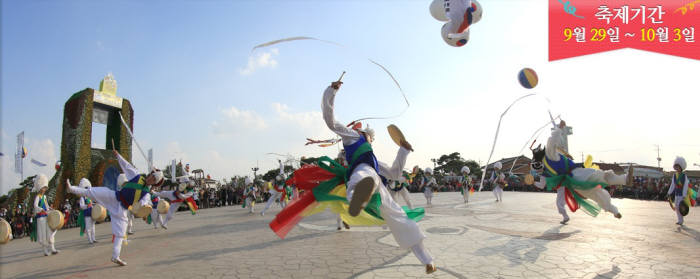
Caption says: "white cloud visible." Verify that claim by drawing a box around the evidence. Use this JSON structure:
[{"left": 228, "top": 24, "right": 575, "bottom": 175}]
[
  {"left": 211, "top": 106, "right": 268, "bottom": 136},
  {"left": 238, "top": 48, "right": 279, "bottom": 75},
  {"left": 271, "top": 102, "right": 327, "bottom": 137},
  {"left": 0, "top": 138, "right": 58, "bottom": 195}
]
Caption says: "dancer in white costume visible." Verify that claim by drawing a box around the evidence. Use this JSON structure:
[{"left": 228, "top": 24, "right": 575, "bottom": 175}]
[
  {"left": 668, "top": 156, "right": 690, "bottom": 225},
  {"left": 420, "top": 168, "right": 437, "bottom": 206},
  {"left": 157, "top": 180, "right": 196, "bottom": 229},
  {"left": 490, "top": 162, "right": 505, "bottom": 202},
  {"left": 116, "top": 172, "right": 135, "bottom": 235},
  {"left": 31, "top": 174, "right": 60, "bottom": 256},
  {"left": 149, "top": 190, "right": 165, "bottom": 229},
  {"left": 322, "top": 80, "right": 436, "bottom": 274},
  {"left": 460, "top": 166, "right": 472, "bottom": 203},
  {"left": 388, "top": 174, "right": 414, "bottom": 209},
  {"left": 78, "top": 178, "right": 97, "bottom": 244},
  {"left": 68, "top": 151, "right": 163, "bottom": 266},
  {"left": 531, "top": 120, "right": 629, "bottom": 219},
  {"left": 243, "top": 177, "right": 257, "bottom": 214},
  {"left": 261, "top": 160, "right": 288, "bottom": 216}
]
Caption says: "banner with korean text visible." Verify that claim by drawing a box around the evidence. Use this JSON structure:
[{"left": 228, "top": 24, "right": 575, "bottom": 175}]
[{"left": 549, "top": 0, "right": 699, "bottom": 61}]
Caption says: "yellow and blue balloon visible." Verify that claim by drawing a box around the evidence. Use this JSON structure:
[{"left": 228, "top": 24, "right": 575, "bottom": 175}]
[{"left": 518, "top": 68, "right": 538, "bottom": 89}]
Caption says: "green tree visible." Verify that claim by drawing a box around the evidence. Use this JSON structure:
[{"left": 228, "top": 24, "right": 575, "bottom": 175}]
[
  {"left": 434, "top": 152, "right": 465, "bottom": 175},
  {"left": 463, "top": 160, "right": 482, "bottom": 178},
  {"left": 433, "top": 152, "right": 482, "bottom": 178},
  {"left": 300, "top": 157, "right": 321, "bottom": 165}
]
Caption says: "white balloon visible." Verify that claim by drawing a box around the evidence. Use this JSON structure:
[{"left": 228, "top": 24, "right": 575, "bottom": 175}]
[
  {"left": 429, "top": 0, "right": 448, "bottom": 22},
  {"left": 441, "top": 23, "right": 469, "bottom": 47}
]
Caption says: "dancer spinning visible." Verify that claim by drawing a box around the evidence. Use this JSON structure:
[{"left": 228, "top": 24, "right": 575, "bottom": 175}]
[
  {"left": 157, "top": 180, "right": 198, "bottom": 229},
  {"left": 420, "top": 168, "right": 437, "bottom": 206},
  {"left": 261, "top": 160, "right": 288, "bottom": 216},
  {"left": 668, "top": 156, "right": 691, "bottom": 226},
  {"left": 490, "top": 162, "right": 505, "bottom": 202},
  {"left": 67, "top": 151, "right": 162, "bottom": 266},
  {"left": 320, "top": 79, "right": 436, "bottom": 273},
  {"left": 78, "top": 178, "right": 97, "bottom": 244},
  {"left": 243, "top": 177, "right": 257, "bottom": 214},
  {"left": 531, "top": 120, "right": 630, "bottom": 220},
  {"left": 460, "top": 166, "right": 473, "bottom": 203},
  {"left": 31, "top": 174, "right": 60, "bottom": 256}
]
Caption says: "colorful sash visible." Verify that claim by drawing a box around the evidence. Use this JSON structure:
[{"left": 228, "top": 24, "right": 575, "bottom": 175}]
[
  {"left": 270, "top": 156, "right": 424, "bottom": 239},
  {"left": 673, "top": 173, "right": 687, "bottom": 196}
]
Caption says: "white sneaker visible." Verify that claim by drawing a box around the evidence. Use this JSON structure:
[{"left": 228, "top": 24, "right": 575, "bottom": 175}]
[{"left": 111, "top": 258, "right": 127, "bottom": 266}]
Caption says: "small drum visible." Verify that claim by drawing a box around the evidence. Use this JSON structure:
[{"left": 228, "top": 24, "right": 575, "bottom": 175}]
[
  {"left": 157, "top": 200, "right": 170, "bottom": 214},
  {"left": 92, "top": 204, "right": 107, "bottom": 222},
  {"left": 48, "top": 210, "right": 65, "bottom": 230},
  {"left": 387, "top": 124, "right": 407, "bottom": 147},
  {"left": 0, "top": 218, "right": 11, "bottom": 244},
  {"left": 131, "top": 203, "right": 152, "bottom": 218},
  {"left": 524, "top": 174, "right": 534, "bottom": 185},
  {"left": 668, "top": 196, "right": 690, "bottom": 216}
]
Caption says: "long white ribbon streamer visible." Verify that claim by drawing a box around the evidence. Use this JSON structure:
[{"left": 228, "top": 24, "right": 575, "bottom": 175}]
[
  {"left": 252, "top": 36, "right": 409, "bottom": 122},
  {"left": 478, "top": 94, "right": 536, "bottom": 191},
  {"left": 118, "top": 112, "right": 149, "bottom": 168}
]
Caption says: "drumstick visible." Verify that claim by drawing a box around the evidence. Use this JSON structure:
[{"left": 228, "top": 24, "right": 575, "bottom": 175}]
[
  {"left": 111, "top": 139, "right": 116, "bottom": 151},
  {"left": 337, "top": 71, "right": 346, "bottom": 82}
]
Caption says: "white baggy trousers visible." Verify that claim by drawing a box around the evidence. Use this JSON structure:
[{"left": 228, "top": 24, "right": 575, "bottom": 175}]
[
  {"left": 70, "top": 186, "right": 129, "bottom": 259},
  {"left": 347, "top": 163, "right": 433, "bottom": 265}
]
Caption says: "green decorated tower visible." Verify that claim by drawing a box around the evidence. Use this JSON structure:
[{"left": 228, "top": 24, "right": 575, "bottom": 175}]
[{"left": 52, "top": 74, "right": 134, "bottom": 208}]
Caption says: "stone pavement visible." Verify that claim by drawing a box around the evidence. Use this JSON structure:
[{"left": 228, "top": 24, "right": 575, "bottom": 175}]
[{"left": 1, "top": 191, "right": 699, "bottom": 279}]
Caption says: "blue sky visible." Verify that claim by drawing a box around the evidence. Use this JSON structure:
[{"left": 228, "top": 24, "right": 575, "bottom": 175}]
[{"left": 2, "top": 0, "right": 699, "bottom": 194}]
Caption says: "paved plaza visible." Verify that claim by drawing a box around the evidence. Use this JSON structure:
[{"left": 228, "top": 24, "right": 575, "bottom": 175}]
[{"left": 1, "top": 191, "right": 699, "bottom": 279}]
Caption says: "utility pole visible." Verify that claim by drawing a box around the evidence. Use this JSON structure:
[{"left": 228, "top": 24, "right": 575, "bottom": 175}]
[
  {"left": 252, "top": 160, "right": 259, "bottom": 184},
  {"left": 654, "top": 144, "right": 661, "bottom": 168}
]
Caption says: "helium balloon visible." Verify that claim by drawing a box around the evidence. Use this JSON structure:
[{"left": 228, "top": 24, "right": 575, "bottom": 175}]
[
  {"left": 518, "top": 68, "right": 539, "bottom": 89},
  {"left": 441, "top": 23, "right": 470, "bottom": 47},
  {"left": 429, "top": 0, "right": 448, "bottom": 21},
  {"left": 471, "top": 0, "right": 483, "bottom": 25}
]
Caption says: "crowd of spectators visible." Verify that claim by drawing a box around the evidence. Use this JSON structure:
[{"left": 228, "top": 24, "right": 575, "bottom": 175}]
[
  {"left": 404, "top": 173, "right": 700, "bottom": 204},
  {"left": 3, "top": 174, "right": 698, "bottom": 241}
]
